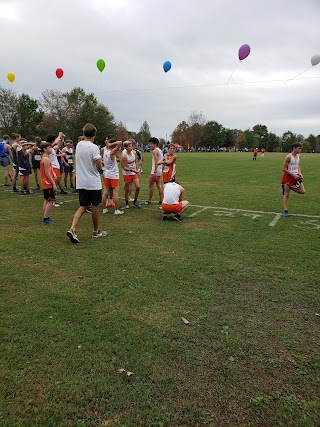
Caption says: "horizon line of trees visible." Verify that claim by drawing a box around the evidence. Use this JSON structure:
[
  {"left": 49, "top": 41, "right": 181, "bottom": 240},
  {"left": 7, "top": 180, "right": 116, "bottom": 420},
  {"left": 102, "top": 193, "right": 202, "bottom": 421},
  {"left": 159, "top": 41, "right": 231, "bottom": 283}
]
[{"left": 1, "top": 86, "right": 319, "bottom": 152}]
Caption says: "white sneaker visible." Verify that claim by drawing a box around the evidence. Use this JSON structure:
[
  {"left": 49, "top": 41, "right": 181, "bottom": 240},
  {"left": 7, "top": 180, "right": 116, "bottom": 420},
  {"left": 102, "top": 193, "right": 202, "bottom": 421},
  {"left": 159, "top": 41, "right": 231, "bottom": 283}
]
[
  {"left": 102, "top": 208, "right": 108, "bottom": 214},
  {"left": 129, "top": 197, "right": 134, "bottom": 202},
  {"left": 114, "top": 209, "right": 124, "bottom": 215}
]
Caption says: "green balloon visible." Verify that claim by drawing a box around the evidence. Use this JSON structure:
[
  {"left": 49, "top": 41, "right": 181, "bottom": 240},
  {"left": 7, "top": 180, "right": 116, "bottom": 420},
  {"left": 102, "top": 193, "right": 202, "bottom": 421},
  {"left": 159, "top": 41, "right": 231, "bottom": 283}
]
[{"left": 97, "top": 59, "right": 106, "bottom": 73}]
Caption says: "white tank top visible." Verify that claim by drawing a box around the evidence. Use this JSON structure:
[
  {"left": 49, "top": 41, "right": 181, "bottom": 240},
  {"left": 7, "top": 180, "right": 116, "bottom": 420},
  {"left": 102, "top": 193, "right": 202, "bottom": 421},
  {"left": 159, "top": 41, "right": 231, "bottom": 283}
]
[
  {"left": 288, "top": 154, "right": 300, "bottom": 175},
  {"left": 163, "top": 183, "right": 181, "bottom": 204},
  {"left": 103, "top": 147, "right": 119, "bottom": 179},
  {"left": 151, "top": 147, "right": 163, "bottom": 175},
  {"left": 122, "top": 150, "right": 136, "bottom": 176},
  {"left": 49, "top": 150, "right": 59, "bottom": 169}
]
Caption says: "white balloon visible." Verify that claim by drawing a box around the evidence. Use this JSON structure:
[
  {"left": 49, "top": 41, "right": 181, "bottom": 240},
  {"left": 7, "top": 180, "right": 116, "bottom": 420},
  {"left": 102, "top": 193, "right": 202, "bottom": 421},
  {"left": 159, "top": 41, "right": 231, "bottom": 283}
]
[{"left": 311, "top": 54, "right": 320, "bottom": 66}]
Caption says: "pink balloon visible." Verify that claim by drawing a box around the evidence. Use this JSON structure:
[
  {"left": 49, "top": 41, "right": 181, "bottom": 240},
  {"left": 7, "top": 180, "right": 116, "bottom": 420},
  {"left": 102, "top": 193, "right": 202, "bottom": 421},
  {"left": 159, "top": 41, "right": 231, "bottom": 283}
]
[
  {"left": 56, "top": 68, "right": 64, "bottom": 79},
  {"left": 238, "top": 44, "right": 251, "bottom": 61}
]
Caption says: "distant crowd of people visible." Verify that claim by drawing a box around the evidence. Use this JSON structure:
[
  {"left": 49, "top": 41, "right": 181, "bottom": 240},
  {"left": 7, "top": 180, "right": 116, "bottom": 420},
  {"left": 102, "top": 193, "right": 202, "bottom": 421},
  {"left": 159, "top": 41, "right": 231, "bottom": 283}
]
[
  {"left": 0, "top": 127, "right": 190, "bottom": 243},
  {"left": 0, "top": 129, "right": 305, "bottom": 241}
]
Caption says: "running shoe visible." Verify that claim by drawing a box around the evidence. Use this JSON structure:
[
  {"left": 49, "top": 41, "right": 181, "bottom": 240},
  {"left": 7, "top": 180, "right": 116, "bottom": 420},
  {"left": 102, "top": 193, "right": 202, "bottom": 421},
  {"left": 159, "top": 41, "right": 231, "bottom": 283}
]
[
  {"left": 114, "top": 209, "right": 124, "bottom": 215},
  {"left": 141, "top": 201, "right": 151, "bottom": 205},
  {"left": 102, "top": 208, "right": 108, "bottom": 214},
  {"left": 92, "top": 230, "right": 108, "bottom": 238},
  {"left": 60, "top": 189, "right": 67, "bottom": 195},
  {"left": 4, "top": 184, "right": 11, "bottom": 187},
  {"left": 173, "top": 214, "right": 182, "bottom": 221},
  {"left": 67, "top": 229, "right": 80, "bottom": 243},
  {"left": 129, "top": 197, "right": 134, "bottom": 202},
  {"left": 162, "top": 214, "right": 168, "bottom": 221},
  {"left": 283, "top": 210, "right": 289, "bottom": 217},
  {"left": 86, "top": 207, "right": 92, "bottom": 213},
  {"left": 133, "top": 201, "right": 141, "bottom": 208},
  {"left": 42, "top": 218, "right": 54, "bottom": 225}
]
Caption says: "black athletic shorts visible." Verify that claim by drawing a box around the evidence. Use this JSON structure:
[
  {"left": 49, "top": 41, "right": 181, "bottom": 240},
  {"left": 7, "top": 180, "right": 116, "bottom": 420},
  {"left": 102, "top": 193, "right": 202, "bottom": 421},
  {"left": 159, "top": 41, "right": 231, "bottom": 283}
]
[
  {"left": 43, "top": 188, "right": 55, "bottom": 201},
  {"left": 64, "top": 164, "right": 74, "bottom": 173},
  {"left": 78, "top": 189, "right": 101, "bottom": 207},
  {"left": 32, "top": 160, "right": 41, "bottom": 169}
]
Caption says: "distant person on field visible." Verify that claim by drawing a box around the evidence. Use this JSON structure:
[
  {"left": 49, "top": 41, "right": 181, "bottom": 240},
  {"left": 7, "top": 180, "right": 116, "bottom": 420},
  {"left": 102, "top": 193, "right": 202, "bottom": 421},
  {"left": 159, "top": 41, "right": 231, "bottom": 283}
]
[
  {"left": 261, "top": 148, "right": 265, "bottom": 160},
  {"left": 280, "top": 142, "right": 305, "bottom": 217},
  {"left": 157, "top": 143, "right": 177, "bottom": 184},
  {"left": 17, "top": 139, "right": 34, "bottom": 195},
  {"left": 29, "top": 136, "right": 42, "bottom": 189},
  {"left": 0, "top": 134, "right": 12, "bottom": 186},
  {"left": 102, "top": 138, "right": 124, "bottom": 215},
  {"left": 141, "top": 137, "right": 163, "bottom": 205},
  {"left": 253, "top": 147, "right": 258, "bottom": 160},
  {"left": 40, "top": 142, "right": 57, "bottom": 224},
  {"left": 161, "top": 182, "right": 189, "bottom": 221},
  {"left": 121, "top": 140, "right": 141, "bottom": 209},
  {"left": 67, "top": 123, "right": 107, "bottom": 243},
  {"left": 11, "top": 133, "right": 21, "bottom": 192}
]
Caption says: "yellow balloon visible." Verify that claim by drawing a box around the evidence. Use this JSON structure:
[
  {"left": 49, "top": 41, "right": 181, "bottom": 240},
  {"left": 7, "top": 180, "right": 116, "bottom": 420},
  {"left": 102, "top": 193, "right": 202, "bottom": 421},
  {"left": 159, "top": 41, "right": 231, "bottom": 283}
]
[{"left": 7, "top": 72, "right": 15, "bottom": 83}]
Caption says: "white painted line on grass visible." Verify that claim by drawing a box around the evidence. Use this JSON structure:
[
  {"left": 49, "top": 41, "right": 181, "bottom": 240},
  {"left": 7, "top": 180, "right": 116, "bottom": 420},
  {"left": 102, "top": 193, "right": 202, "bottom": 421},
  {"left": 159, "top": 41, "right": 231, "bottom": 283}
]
[
  {"left": 188, "top": 204, "right": 320, "bottom": 219},
  {"left": 269, "top": 213, "right": 282, "bottom": 227},
  {"left": 188, "top": 207, "right": 210, "bottom": 218}
]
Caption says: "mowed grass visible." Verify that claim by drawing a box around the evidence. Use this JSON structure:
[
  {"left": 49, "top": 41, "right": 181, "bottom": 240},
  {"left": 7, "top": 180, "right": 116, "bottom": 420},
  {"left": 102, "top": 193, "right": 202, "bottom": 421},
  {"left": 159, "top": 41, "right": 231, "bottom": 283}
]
[{"left": 0, "top": 152, "right": 319, "bottom": 427}]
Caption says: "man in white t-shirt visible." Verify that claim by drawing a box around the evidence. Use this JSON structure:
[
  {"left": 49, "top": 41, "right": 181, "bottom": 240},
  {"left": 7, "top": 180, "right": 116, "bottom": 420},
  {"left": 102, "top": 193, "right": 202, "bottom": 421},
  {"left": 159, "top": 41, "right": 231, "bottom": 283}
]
[
  {"left": 161, "top": 182, "right": 189, "bottom": 221},
  {"left": 67, "top": 123, "right": 107, "bottom": 243}
]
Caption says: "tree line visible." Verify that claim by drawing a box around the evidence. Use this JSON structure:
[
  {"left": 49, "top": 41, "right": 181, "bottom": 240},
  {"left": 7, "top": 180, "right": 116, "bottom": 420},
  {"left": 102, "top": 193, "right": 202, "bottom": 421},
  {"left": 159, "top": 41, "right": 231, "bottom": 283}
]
[{"left": 1, "top": 87, "right": 319, "bottom": 152}]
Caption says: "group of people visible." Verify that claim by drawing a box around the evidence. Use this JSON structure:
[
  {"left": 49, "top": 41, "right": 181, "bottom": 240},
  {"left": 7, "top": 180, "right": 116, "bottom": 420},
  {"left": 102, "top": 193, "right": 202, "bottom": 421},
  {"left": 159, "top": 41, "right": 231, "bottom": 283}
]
[{"left": 0, "top": 128, "right": 306, "bottom": 241}]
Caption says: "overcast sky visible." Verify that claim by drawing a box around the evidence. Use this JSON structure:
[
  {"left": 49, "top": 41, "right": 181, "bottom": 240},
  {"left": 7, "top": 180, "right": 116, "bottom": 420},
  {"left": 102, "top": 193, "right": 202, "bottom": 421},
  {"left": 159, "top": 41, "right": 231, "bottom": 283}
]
[{"left": 1, "top": 0, "right": 320, "bottom": 139}]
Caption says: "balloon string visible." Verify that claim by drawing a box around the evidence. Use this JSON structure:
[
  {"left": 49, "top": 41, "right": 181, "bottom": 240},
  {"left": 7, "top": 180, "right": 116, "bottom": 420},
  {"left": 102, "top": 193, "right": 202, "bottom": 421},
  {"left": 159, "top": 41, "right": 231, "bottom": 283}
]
[
  {"left": 226, "top": 62, "right": 239, "bottom": 84},
  {"left": 284, "top": 67, "right": 311, "bottom": 84}
]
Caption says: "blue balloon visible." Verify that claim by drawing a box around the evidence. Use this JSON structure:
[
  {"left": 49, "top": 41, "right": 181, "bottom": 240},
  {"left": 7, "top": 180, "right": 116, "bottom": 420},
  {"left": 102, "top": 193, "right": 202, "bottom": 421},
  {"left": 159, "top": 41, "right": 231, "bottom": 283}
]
[{"left": 163, "top": 61, "right": 172, "bottom": 73}]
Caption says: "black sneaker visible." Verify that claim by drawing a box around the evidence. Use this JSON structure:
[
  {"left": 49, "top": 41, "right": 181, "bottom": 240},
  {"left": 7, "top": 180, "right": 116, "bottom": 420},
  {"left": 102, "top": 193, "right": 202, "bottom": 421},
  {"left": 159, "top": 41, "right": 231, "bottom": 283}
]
[
  {"left": 60, "top": 189, "right": 67, "bottom": 195},
  {"left": 133, "top": 201, "right": 141, "bottom": 208},
  {"left": 86, "top": 207, "right": 92, "bottom": 213},
  {"left": 4, "top": 184, "right": 11, "bottom": 187},
  {"left": 173, "top": 214, "right": 182, "bottom": 221},
  {"left": 162, "top": 214, "right": 168, "bottom": 221},
  {"left": 67, "top": 229, "right": 80, "bottom": 243}
]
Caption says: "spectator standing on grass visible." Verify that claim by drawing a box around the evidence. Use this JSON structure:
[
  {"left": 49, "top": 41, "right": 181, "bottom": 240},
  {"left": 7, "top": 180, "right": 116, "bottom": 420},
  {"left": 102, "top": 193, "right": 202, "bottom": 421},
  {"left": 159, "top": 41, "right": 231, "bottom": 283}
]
[
  {"left": 11, "top": 133, "right": 21, "bottom": 192},
  {"left": 141, "top": 137, "right": 163, "bottom": 205},
  {"left": 17, "top": 139, "right": 34, "bottom": 195},
  {"left": 157, "top": 143, "right": 177, "bottom": 184},
  {"left": 40, "top": 142, "right": 57, "bottom": 225},
  {"left": 67, "top": 123, "right": 107, "bottom": 243},
  {"left": 62, "top": 140, "right": 75, "bottom": 189},
  {"left": 29, "top": 137, "right": 42, "bottom": 189},
  {"left": 0, "top": 134, "right": 13, "bottom": 186},
  {"left": 102, "top": 138, "right": 124, "bottom": 215},
  {"left": 121, "top": 140, "right": 141, "bottom": 209},
  {"left": 161, "top": 181, "right": 189, "bottom": 221},
  {"left": 253, "top": 147, "right": 258, "bottom": 160},
  {"left": 261, "top": 148, "right": 265, "bottom": 160},
  {"left": 280, "top": 142, "right": 305, "bottom": 217}
]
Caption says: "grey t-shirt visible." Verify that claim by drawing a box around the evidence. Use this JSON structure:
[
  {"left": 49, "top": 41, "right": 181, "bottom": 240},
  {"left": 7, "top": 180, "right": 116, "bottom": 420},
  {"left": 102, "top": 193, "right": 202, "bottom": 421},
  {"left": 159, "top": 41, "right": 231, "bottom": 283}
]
[{"left": 75, "top": 140, "right": 102, "bottom": 190}]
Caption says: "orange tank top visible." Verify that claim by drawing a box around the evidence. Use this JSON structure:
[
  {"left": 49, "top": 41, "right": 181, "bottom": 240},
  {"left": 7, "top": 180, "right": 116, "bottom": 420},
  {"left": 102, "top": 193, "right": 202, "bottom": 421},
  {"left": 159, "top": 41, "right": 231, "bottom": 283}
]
[{"left": 40, "top": 154, "right": 56, "bottom": 189}]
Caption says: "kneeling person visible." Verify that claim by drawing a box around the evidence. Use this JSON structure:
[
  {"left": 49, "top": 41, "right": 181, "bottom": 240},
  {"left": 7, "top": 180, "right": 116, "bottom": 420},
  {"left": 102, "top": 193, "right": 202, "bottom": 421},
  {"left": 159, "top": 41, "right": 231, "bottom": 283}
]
[{"left": 161, "top": 182, "right": 189, "bottom": 221}]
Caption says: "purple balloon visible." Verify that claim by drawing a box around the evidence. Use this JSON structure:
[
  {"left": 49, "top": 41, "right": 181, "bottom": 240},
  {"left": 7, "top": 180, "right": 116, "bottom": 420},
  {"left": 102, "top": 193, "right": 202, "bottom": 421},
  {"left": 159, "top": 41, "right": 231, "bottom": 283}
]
[{"left": 238, "top": 44, "right": 251, "bottom": 61}]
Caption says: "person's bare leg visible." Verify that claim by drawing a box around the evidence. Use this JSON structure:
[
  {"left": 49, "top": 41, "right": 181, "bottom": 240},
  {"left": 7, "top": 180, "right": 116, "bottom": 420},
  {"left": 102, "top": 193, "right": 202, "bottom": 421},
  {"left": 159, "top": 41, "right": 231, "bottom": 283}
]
[
  {"left": 70, "top": 206, "right": 86, "bottom": 231},
  {"left": 44, "top": 200, "right": 54, "bottom": 218},
  {"left": 113, "top": 186, "right": 120, "bottom": 209},
  {"left": 147, "top": 176, "right": 155, "bottom": 202},
  {"left": 283, "top": 185, "right": 290, "bottom": 211},
  {"left": 181, "top": 200, "right": 190, "bottom": 213},
  {"left": 156, "top": 180, "right": 163, "bottom": 202},
  {"left": 91, "top": 205, "right": 99, "bottom": 232}
]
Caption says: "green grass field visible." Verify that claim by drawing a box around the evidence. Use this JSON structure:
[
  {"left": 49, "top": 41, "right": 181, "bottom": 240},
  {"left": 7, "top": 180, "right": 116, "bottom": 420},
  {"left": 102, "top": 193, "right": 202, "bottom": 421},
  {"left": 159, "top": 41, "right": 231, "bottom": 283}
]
[{"left": 0, "top": 152, "right": 319, "bottom": 427}]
